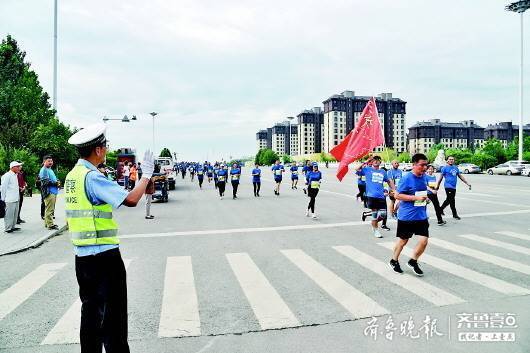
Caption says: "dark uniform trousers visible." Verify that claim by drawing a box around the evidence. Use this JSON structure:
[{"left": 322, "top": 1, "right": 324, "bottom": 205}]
[{"left": 75, "top": 248, "right": 130, "bottom": 353}]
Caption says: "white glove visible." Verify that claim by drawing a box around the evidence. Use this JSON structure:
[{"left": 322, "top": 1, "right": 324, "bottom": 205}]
[{"left": 141, "top": 150, "right": 155, "bottom": 179}]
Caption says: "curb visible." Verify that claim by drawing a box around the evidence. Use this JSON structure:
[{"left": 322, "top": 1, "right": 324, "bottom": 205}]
[{"left": 0, "top": 224, "right": 68, "bottom": 257}]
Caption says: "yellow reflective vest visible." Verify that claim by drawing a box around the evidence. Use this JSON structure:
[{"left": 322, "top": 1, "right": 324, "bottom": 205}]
[{"left": 64, "top": 163, "right": 119, "bottom": 246}]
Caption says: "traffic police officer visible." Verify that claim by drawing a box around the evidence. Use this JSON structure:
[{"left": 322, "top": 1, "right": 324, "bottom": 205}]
[{"left": 65, "top": 123, "right": 154, "bottom": 353}]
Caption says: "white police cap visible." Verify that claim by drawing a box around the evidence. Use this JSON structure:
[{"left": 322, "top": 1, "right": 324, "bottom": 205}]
[{"left": 68, "top": 123, "right": 107, "bottom": 148}]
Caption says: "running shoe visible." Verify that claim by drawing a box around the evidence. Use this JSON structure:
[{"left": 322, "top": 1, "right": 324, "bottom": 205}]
[
  {"left": 312, "top": 213, "right": 317, "bottom": 219},
  {"left": 453, "top": 216, "right": 461, "bottom": 220},
  {"left": 437, "top": 220, "right": 447, "bottom": 226},
  {"left": 407, "top": 259, "right": 424, "bottom": 276},
  {"left": 389, "top": 259, "right": 403, "bottom": 274},
  {"left": 306, "top": 209, "right": 310, "bottom": 217},
  {"left": 373, "top": 229, "right": 383, "bottom": 238},
  {"left": 381, "top": 225, "right": 391, "bottom": 231},
  {"left": 362, "top": 213, "right": 367, "bottom": 222}
]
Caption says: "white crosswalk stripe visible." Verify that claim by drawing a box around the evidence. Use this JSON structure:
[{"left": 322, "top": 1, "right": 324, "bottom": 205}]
[
  {"left": 41, "top": 259, "right": 132, "bottom": 345},
  {"left": 281, "top": 249, "right": 389, "bottom": 319},
  {"left": 227, "top": 252, "right": 301, "bottom": 330},
  {"left": 495, "top": 231, "right": 530, "bottom": 241},
  {"left": 459, "top": 234, "right": 530, "bottom": 256},
  {"left": 0, "top": 263, "right": 66, "bottom": 321},
  {"left": 429, "top": 238, "right": 530, "bottom": 275},
  {"left": 333, "top": 245, "right": 465, "bottom": 306},
  {"left": 377, "top": 242, "right": 530, "bottom": 295},
  {"left": 158, "top": 256, "right": 201, "bottom": 338},
  {"left": 0, "top": 233, "right": 527, "bottom": 346}
]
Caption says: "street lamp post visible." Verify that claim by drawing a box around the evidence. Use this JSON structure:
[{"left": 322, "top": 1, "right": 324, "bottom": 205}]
[
  {"left": 53, "top": 0, "right": 58, "bottom": 112},
  {"left": 150, "top": 112, "right": 158, "bottom": 155},
  {"left": 506, "top": 0, "right": 530, "bottom": 162}
]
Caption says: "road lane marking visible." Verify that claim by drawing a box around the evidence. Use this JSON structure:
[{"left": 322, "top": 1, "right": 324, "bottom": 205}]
[
  {"left": 429, "top": 238, "right": 530, "bottom": 275},
  {"left": 377, "top": 243, "right": 530, "bottom": 296},
  {"left": 158, "top": 256, "right": 201, "bottom": 337},
  {"left": 281, "top": 249, "right": 389, "bottom": 318},
  {"left": 495, "top": 231, "right": 530, "bottom": 241},
  {"left": 41, "top": 259, "right": 132, "bottom": 345},
  {"left": 120, "top": 209, "right": 530, "bottom": 239},
  {"left": 456, "top": 197, "right": 525, "bottom": 208},
  {"left": 0, "top": 263, "right": 67, "bottom": 321},
  {"left": 333, "top": 245, "right": 464, "bottom": 306},
  {"left": 226, "top": 253, "right": 300, "bottom": 330},
  {"left": 459, "top": 234, "right": 530, "bottom": 256}
]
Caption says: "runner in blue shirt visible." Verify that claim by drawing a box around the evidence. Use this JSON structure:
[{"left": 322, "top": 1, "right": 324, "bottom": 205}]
[
  {"left": 216, "top": 164, "right": 228, "bottom": 199},
  {"left": 386, "top": 160, "right": 403, "bottom": 219},
  {"left": 207, "top": 164, "right": 214, "bottom": 183},
  {"left": 252, "top": 164, "right": 261, "bottom": 197},
  {"left": 213, "top": 164, "right": 220, "bottom": 189},
  {"left": 356, "top": 156, "right": 396, "bottom": 238},
  {"left": 230, "top": 163, "right": 241, "bottom": 199},
  {"left": 197, "top": 165, "right": 205, "bottom": 189},
  {"left": 306, "top": 163, "right": 322, "bottom": 219},
  {"left": 390, "top": 153, "right": 430, "bottom": 276},
  {"left": 302, "top": 160, "right": 312, "bottom": 195},
  {"left": 435, "top": 156, "right": 471, "bottom": 220},
  {"left": 290, "top": 163, "right": 299, "bottom": 190},
  {"left": 424, "top": 164, "right": 445, "bottom": 225},
  {"left": 271, "top": 160, "right": 284, "bottom": 196}
]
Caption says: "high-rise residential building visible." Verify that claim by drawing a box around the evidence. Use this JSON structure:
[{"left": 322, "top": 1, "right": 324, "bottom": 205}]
[
  {"left": 256, "top": 130, "right": 269, "bottom": 151},
  {"left": 289, "top": 123, "right": 299, "bottom": 156},
  {"left": 297, "top": 107, "right": 324, "bottom": 155},
  {"left": 484, "top": 122, "right": 530, "bottom": 147},
  {"left": 322, "top": 91, "right": 407, "bottom": 153},
  {"left": 408, "top": 119, "right": 485, "bottom": 154}
]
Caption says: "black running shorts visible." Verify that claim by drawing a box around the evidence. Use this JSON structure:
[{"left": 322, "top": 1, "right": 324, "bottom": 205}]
[{"left": 396, "top": 219, "right": 429, "bottom": 239}]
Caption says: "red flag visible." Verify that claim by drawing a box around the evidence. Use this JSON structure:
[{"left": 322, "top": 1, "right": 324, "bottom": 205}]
[{"left": 330, "top": 97, "right": 385, "bottom": 181}]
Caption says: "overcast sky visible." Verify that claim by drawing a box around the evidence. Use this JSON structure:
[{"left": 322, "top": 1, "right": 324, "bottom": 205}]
[{"left": 2, "top": 0, "right": 529, "bottom": 161}]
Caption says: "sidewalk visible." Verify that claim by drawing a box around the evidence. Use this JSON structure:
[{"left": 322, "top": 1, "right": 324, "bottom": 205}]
[{"left": 0, "top": 192, "right": 66, "bottom": 256}]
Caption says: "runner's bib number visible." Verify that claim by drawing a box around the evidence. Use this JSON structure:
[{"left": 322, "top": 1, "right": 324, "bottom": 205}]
[
  {"left": 198, "top": 171, "right": 203, "bottom": 175},
  {"left": 428, "top": 182, "right": 436, "bottom": 188},
  {"left": 414, "top": 191, "right": 427, "bottom": 207},
  {"left": 394, "top": 178, "right": 400, "bottom": 187},
  {"left": 275, "top": 170, "right": 282, "bottom": 176},
  {"left": 231, "top": 175, "right": 240, "bottom": 180},
  {"left": 218, "top": 176, "right": 226, "bottom": 182},
  {"left": 310, "top": 181, "right": 320, "bottom": 189},
  {"left": 360, "top": 176, "right": 366, "bottom": 181},
  {"left": 292, "top": 171, "right": 298, "bottom": 175}
]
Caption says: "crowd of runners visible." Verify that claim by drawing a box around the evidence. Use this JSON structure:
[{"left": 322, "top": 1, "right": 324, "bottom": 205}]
[{"left": 171, "top": 153, "right": 472, "bottom": 277}]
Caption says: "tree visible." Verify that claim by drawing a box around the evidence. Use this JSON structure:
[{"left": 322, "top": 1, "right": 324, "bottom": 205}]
[
  {"left": 481, "top": 138, "right": 506, "bottom": 165},
  {"left": 397, "top": 151, "right": 411, "bottom": 162},
  {"left": 282, "top": 155, "right": 293, "bottom": 164},
  {"left": 471, "top": 153, "right": 497, "bottom": 170},
  {"left": 445, "top": 148, "right": 473, "bottom": 164},
  {"left": 319, "top": 152, "right": 337, "bottom": 163},
  {"left": 427, "top": 144, "right": 445, "bottom": 162},
  {"left": 254, "top": 149, "right": 264, "bottom": 165},
  {"left": 258, "top": 149, "right": 279, "bottom": 165},
  {"left": 0, "top": 35, "right": 56, "bottom": 151},
  {"left": 105, "top": 150, "right": 119, "bottom": 168},
  {"left": 375, "top": 148, "right": 397, "bottom": 162},
  {"left": 159, "top": 148, "right": 172, "bottom": 158},
  {"left": 28, "top": 117, "right": 78, "bottom": 168}
]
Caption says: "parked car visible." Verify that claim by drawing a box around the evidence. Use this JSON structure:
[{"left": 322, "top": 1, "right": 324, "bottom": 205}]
[
  {"left": 521, "top": 166, "right": 530, "bottom": 177},
  {"left": 457, "top": 163, "right": 481, "bottom": 174},
  {"left": 486, "top": 163, "right": 524, "bottom": 175}
]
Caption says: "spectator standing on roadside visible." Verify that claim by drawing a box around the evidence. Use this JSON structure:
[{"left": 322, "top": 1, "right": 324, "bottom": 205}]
[
  {"left": 17, "top": 165, "right": 27, "bottom": 224},
  {"left": 1, "top": 162, "right": 23, "bottom": 233},
  {"left": 123, "top": 162, "right": 130, "bottom": 190},
  {"left": 39, "top": 156, "right": 60, "bottom": 230}
]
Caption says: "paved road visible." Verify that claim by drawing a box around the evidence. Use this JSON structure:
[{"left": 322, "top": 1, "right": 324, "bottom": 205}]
[{"left": 1, "top": 168, "right": 529, "bottom": 353}]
